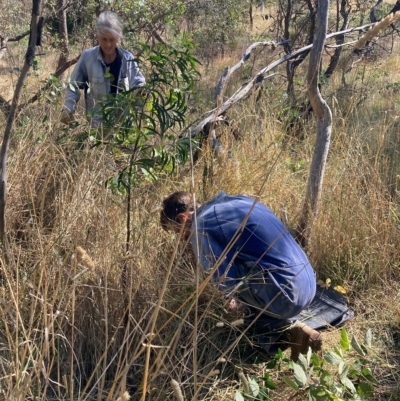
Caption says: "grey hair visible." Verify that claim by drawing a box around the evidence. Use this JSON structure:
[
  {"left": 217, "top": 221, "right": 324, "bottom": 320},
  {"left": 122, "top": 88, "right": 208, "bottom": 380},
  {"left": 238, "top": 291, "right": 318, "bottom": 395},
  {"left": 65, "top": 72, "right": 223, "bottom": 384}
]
[{"left": 96, "top": 11, "right": 123, "bottom": 39}]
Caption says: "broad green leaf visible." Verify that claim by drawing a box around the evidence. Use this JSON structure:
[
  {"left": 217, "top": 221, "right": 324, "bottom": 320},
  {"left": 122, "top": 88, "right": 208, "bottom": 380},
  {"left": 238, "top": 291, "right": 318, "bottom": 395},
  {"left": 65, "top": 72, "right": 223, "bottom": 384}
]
[
  {"left": 340, "top": 328, "right": 350, "bottom": 351},
  {"left": 339, "top": 364, "right": 350, "bottom": 383},
  {"left": 334, "top": 346, "right": 343, "bottom": 358},
  {"left": 235, "top": 391, "right": 245, "bottom": 401},
  {"left": 342, "top": 377, "right": 356, "bottom": 394},
  {"left": 324, "top": 351, "right": 343, "bottom": 365},
  {"left": 361, "top": 367, "right": 377, "bottom": 383},
  {"left": 266, "top": 359, "right": 277, "bottom": 369},
  {"left": 275, "top": 348, "right": 283, "bottom": 360},
  {"left": 338, "top": 361, "right": 345, "bottom": 375},
  {"left": 283, "top": 376, "right": 299, "bottom": 390},
  {"left": 309, "top": 386, "right": 328, "bottom": 401},
  {"left": 357, "top": 381, "right": 374, "bottom": 396},
  {"left": 351, "top": 336, "right": 366, "bottom": 356},
  {"left": 293, "top": 362, "right": 308, "bottom": 387},
  {"left": 264, "top": 377, "right": 277, "bottom": 390},
  {"left": 320, "top": 371, "right": 334, "bottom": 388},
  {"left": 248, "top": 377, "right": 260, "bottom": 397},
  {"left": 311, "top": 352, "right": 321, "bottom": 368},
  {"left": 263, "top": 373, "right": 277, "bottom": 390},
  {"left": 297, "top": 353, "right": 308, "bottom": 371}
]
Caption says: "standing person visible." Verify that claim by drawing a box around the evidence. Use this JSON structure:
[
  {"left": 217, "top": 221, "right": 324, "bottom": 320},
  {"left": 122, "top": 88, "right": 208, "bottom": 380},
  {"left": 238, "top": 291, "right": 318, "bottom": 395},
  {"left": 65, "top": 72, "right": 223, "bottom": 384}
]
[
  {"left": 160, "top": 191, "right": 322, "bottom": 360},
  {"left": 61, "top": 11, "right": 145, "bottom": 127}
]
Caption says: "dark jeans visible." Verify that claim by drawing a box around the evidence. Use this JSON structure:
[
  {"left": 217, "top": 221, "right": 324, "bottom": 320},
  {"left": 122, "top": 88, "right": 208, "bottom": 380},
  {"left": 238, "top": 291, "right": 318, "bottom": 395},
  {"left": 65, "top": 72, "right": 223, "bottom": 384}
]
[{"left": 233, "top": 262, "right": 296, "bottom": 354}]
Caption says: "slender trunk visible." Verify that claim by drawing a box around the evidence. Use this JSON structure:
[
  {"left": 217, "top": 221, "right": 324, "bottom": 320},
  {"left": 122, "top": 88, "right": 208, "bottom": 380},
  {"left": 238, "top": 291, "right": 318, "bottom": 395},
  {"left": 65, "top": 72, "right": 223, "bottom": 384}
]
[
  {"left": 324, "top": 0, "right": 349, "bottom": 79},
  {"left": 0, "top": 0, "right": 43, "bottom": 242},
  {"left": 249, "top": 1, "right": 253, "bottom": 30},
  {"left": 296, "top": 0, "right": 332, "bottom": 248},
  {"left": 55, "top": 0, "right": 69, "bottom": 79}
]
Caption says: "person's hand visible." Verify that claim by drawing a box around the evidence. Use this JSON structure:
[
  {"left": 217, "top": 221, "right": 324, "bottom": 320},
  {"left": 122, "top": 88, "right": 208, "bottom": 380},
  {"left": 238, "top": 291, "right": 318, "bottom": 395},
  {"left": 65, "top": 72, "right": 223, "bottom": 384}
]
[{"left": 60, "top": 108, "right": 75, "bottom": 125}]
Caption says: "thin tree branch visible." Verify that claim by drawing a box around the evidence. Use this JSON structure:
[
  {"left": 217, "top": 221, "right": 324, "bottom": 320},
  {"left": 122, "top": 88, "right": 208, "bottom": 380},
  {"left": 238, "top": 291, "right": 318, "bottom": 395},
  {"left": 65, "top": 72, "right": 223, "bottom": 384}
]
[
  {"left": 19, "top": 54, "right": 80, "bottom": 109},
  {"left": 184, "top": 21, "right": 376, "bottom": 139},
  {"left": 0, "top": 0, "right": 43, "bottom": 241}
]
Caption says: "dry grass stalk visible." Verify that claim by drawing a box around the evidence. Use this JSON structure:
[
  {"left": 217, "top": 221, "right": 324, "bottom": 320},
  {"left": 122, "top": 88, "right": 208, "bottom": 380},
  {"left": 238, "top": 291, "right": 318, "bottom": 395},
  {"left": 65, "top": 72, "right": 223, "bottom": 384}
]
[
  {"left": 354, "top": 11, "right": 400, "bottom": 49},
  {"left": 209, "top": 369, "right": 220, "bottom": 376},
  {"left": 171, "top": 378, "right": 185, "bottom": 401},
  {"left": 238, "top": 371, "right": 249, "bottom": 393},
  {"left": 116, "top": 391, "right": 131, "bottom": 401},
  {"left": 230, "top": 318, "right": 244, "bottom": 327},
  {"left": 76, "top": 245, "right": 95, "bottom": 271}
]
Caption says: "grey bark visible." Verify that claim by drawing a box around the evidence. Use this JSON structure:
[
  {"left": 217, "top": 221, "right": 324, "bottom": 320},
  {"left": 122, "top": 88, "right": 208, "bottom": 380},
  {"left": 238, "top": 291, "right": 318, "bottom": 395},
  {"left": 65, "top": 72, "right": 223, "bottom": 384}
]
[
  {"left": 0, "top": 0, "right": 43, "bottom": 241},
  {"left": 324, "top": 0, "right": 349, "bottom": 79},
  {"left": 370, "top": 0, "right": 383, "bottom": 23},
  {"left": 55, "top": 0, "right": 69, "bottom": 79},
  {"left": 296, "top": 0, "right": 332, "bottom": 248}
]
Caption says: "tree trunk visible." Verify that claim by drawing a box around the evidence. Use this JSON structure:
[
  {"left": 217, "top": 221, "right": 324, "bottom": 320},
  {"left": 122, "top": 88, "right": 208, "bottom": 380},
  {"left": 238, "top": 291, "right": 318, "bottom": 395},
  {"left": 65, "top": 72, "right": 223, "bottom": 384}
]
[
  {"left": 0, "top": 0, "right": 43, "bottom": 242},
  {"left": 55, "top": 0, "right": 69, "bottom": 79},
  {"left": 324, "top": 0, "right": 349, "bottom": 79},
  {"left": 249, "top": 1, "right": 253, "bottom": 30},
  {"left": 296, "top": 0, "right": 332, "bottom": 248}
]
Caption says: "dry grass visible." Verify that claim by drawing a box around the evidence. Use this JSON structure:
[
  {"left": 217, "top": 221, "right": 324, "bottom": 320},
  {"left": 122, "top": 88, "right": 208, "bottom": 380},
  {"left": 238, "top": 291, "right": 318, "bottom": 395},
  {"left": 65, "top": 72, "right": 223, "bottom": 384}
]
[{"left": 1, "top": 12, "right": 400, "bottom": 401}]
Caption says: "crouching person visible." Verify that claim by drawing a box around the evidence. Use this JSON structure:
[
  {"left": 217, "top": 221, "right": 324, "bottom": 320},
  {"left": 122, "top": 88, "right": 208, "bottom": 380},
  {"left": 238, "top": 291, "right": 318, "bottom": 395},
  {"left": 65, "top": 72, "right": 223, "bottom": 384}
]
[{"left": 160, "top": 191, "right": 322, "bottom": 360}]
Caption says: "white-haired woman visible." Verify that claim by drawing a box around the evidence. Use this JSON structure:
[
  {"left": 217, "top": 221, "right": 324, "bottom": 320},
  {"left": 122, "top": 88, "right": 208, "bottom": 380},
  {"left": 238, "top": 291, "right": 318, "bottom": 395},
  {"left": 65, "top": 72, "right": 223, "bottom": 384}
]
[{"left": 61, "top": 11, "right": 145, "bottom": 127}]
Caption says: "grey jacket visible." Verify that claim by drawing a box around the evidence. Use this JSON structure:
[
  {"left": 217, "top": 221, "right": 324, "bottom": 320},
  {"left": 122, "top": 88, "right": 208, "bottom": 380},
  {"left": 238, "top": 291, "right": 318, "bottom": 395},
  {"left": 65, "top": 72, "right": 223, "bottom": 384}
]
[{"left": 63, "top": 46, "right": 145, "bottom": 126}]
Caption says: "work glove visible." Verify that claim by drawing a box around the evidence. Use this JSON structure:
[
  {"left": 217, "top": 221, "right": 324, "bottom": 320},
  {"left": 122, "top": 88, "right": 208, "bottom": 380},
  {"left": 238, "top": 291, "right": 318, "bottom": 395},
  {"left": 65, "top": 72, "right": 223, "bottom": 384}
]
[{"left": 60, "top": 108, "right": 75, "bottom": 125}]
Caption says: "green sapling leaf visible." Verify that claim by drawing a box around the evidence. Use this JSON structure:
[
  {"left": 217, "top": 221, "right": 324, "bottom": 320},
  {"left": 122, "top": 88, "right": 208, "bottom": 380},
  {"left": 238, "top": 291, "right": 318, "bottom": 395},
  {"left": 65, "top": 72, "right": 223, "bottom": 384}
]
[
  {"left": 248, "top": 377, "right": 260, "bottom": 397},
  {"left": 283, "top": 376, "right": 299, "bottom": 390},
  {"left": 351, "top": 336, "right": 366, "bottom": 356},
  {"left": 340, "top": 328, "right": 350, "bottom": 351},
  {"left": 324, "top": 351, "right": 343, "bottom": 365},
  {"left": 263, "top": 373, "right": 277, "bottom": 390},
  {"left": 298, "top": 353, "right": 308, "bottom": 371},
  {"left": 293, "top": 362, "right": 308, "bottom": 387}
]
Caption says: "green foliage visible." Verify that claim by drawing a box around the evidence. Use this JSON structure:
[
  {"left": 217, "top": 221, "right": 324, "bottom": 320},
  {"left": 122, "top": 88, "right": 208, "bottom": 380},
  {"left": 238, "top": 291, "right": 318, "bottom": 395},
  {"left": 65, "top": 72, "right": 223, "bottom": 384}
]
[
  {"left": 121, "top": 0, "right": 186, "bottom": 36},
  {"left": 236, "top": 329, "right": 378, "bottom": 401},
  {"left": 184, "top": 0, "right": 247, "bottom": 58},
  {"left": 94, "top": 42, "right": 200, "bottom": 193}
]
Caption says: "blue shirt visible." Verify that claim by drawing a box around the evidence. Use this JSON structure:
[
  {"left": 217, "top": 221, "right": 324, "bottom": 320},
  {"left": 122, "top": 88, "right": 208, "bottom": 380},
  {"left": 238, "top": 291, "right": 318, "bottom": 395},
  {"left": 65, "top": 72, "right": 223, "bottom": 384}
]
[{"left": 191, "top": 192, "right": 316, "bottom": 318}]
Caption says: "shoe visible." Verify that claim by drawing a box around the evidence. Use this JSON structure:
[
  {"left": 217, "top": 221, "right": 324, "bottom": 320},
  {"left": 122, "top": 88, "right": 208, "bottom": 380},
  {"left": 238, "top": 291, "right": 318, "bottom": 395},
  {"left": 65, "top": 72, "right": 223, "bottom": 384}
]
[{"left": 287, "top": 322, "right": 322, "bottom": 362}]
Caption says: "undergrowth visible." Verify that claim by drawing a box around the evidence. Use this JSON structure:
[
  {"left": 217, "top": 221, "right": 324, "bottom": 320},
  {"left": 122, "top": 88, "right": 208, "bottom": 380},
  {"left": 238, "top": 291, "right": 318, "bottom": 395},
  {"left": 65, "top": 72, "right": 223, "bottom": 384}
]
[{"left": 0, "top": 11, "right": 400, "bottom": 401}]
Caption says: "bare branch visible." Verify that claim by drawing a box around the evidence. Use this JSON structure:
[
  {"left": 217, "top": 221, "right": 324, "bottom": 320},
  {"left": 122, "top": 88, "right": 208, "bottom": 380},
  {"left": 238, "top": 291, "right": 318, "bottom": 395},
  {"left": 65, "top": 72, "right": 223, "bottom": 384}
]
[
  {"left": 5, "top": 31, "right": 30, "bottom": 42},
  {"left": 0, "top": 1, "right": 77, "bottom": 60},
  {"left": 146, "top": 23, "right": 177, "bottom": 50},
  {"left": 324, "top": 0, "right": 349, "bottom": 79},
  {"left": 184, "top": 22, "right": 375, "bottom": 139}
]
